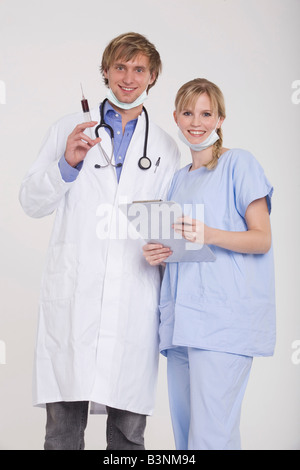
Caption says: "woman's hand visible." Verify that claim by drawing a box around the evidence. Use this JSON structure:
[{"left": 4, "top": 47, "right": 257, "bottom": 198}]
[
  {"left": 173, "top": 197, "right": 272, "bottom": 255},
  {"left": 142, "top": 243, "right": 172, "bottom": 266},
  {"left": 173, "top": 215, "right": 207, "bottom": 245}
]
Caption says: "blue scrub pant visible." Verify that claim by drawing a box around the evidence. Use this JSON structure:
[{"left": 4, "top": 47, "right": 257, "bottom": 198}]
[{"left": 167, "top": 347, "right": 252, "bottom": 450}]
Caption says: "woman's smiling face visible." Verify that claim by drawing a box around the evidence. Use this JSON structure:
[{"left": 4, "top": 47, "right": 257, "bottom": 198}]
[{"left": 174, "top": 92, "right": 222, "bottom": 145}]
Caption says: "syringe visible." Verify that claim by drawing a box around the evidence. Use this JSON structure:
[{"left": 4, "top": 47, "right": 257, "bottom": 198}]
[{"left": 80, "top": 83, "right": 92, "bottom": 122}]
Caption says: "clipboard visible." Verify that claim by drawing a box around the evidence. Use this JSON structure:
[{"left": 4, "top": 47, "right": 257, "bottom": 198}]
[{"left": 119, "top": 200, "right": 216, "bottom": 263}]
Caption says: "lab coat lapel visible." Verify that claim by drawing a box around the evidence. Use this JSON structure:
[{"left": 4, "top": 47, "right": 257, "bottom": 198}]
[{"left": 87, "top": 106, "right": 118, "bottom": 192}]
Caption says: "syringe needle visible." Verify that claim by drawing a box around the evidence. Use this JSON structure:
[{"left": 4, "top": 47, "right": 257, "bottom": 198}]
[{"left": 80, "top": 82, "right": 85, "bottom": 99}]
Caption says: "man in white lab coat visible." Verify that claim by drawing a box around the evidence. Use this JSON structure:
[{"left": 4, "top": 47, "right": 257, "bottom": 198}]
[{"left": 19, "top": 32, "right": 180, "bottom": 450}]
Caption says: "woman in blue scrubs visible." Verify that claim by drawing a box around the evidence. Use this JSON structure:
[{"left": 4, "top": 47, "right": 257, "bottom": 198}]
[{"left": 143, "top": 78, "right": 276, "bottom": 450}]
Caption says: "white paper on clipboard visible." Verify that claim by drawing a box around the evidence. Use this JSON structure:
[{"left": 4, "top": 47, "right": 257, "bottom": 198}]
[{"left": 119, "top": 200, "right": 216, "bottom": 263}]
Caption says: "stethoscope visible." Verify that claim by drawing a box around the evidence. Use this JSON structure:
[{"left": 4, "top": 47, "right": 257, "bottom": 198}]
[{"left": 94, "top": 98, "right": 155, "bottom": 171}]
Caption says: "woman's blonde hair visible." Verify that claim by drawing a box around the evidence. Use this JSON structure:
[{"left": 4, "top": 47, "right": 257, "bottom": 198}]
[
  {"left": 100, "top": 32, "right": 162, "bottom": 91},
  {"left": 175, "top": 78, "right": 226, "bottom": 170}
]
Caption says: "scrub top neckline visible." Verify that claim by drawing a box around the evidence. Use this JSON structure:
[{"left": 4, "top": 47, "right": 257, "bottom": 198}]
[{"left": 187, "top": 148, "right": 232, "bottom": 174}]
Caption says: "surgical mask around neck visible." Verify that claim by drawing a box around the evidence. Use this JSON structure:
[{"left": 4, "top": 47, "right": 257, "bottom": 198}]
[
  {"left": 178, "top": 117, "right": 220, "bottom": 151},
  {"left": 106, "top": 88, "right": 148, "bottom": 110}
]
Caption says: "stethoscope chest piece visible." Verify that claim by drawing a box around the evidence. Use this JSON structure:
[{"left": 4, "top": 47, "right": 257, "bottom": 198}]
[{"left": 138, "top": 156, "right": 152, "bottom": 170}]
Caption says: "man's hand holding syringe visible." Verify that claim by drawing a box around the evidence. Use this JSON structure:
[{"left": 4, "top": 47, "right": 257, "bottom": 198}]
[
  {"left": 64, "top": 121, "right": 101, "bottom": 168},
  {"left": 64, "top": 84, "right": 101, "bottom": 168}
]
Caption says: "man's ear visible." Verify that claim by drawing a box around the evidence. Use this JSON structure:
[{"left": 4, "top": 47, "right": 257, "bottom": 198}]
[
  {"left": 173, "top": 110, "right": 178, "bottom": 125},
  {"left": 103, "top": 68, "right": 109, "bottom": 80},
  {"left": 149, "top": 72, "right": 156, "bottom": 86}
]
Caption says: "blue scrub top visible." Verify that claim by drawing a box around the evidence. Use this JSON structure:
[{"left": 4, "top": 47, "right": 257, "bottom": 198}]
[{"left": 159, "top": 149, "right": 276, "bottom": 357}]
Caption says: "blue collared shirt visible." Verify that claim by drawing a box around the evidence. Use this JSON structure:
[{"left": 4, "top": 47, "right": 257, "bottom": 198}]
[
  {"left": 59, "top": 101, "right": 137, "bottom": 183},
  {"left": 104, "top": 101, "right": 137, "bottom": 181}
]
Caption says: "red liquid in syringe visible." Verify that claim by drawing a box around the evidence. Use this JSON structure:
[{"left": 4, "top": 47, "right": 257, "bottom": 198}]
[{"left": 80, "top": 84, "right": 92, "bottom": 121}]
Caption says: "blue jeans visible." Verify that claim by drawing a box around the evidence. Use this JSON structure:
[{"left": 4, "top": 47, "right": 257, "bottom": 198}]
[{"left": 44, "top": 401, "right": 146, "bottom": 450}]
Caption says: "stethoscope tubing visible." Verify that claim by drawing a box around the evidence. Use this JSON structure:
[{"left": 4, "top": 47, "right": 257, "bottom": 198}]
[{"left": 94, "top": 99, "right": 151, "bottom": 170}]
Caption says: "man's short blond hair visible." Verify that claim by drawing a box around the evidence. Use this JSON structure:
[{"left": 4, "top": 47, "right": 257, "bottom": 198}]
[{"left": 100, "top": 32, "right": 162, "bottom": 91}]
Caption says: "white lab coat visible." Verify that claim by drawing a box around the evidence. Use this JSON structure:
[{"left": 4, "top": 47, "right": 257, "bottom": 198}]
[{"left": 19, "top": 105, "right": 180, "bottom": 415}]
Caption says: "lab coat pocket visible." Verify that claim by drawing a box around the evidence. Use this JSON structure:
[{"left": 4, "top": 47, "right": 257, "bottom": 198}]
[{"left": 41, "top": 243, "right": 77, "bottom": 301}]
